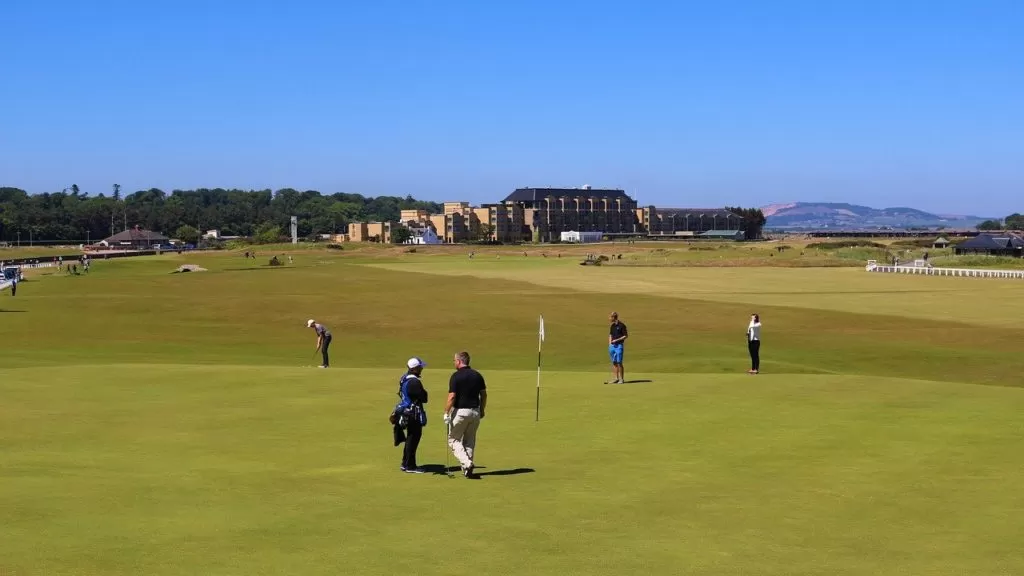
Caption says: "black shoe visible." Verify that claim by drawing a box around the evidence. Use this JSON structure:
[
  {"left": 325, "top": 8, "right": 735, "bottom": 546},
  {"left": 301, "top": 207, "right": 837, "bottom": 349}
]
[{"left": 463, "top": 464, "right": 474, "bottom": 478}]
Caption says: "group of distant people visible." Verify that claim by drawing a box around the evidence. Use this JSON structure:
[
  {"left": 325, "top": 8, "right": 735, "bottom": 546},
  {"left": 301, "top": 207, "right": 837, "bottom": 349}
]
[
  {"left": 2, "top": 253, "right": 98, "bottom": 297},
  {"left": 305, "top": 318, "right": 487, "bottom": 478},
  {"left": 469, "top": 251, "right": 560, "bottom": 259},
  {"left": 247, "top": 251, "right": 294, "bottom": 264},
  {"left": 56, "top": 255, "right": 90, "bottom": 275},
  {"left": 301, "top": 307, "right": 763, "bottom": 478}
]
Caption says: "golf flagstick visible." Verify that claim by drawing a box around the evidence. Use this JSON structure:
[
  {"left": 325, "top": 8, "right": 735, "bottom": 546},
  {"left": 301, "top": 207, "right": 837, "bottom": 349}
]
[{"left": 536, "top": 314, "right": 544, "bottom": 422}]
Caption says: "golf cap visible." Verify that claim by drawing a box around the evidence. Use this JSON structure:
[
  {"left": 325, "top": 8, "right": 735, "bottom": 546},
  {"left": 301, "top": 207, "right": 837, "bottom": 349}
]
[
  {"left": 306, "top": 319, "right": 315, "bottom": 327},
  {"left": 407, "top": 357, "right": 426, "bottom": 369}
]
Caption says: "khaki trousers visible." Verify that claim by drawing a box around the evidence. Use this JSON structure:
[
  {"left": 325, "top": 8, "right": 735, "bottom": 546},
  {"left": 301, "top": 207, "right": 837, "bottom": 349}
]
[{"left": 448, "top": 408, "right": 481, "bottom": 469}]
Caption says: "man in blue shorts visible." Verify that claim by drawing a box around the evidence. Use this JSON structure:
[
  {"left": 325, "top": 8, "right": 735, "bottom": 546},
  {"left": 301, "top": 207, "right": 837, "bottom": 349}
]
[{"left": 607, "top": 312, "right": 628, "bottom": 384}]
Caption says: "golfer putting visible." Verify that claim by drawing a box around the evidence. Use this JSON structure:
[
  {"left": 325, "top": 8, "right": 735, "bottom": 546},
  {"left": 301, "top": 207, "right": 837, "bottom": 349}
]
[
  {"left": 606, "top": 312, "right": 628, "bottom": 384},
  {"left": 306, "top": 319, "right": 332, "bottom": 368}
]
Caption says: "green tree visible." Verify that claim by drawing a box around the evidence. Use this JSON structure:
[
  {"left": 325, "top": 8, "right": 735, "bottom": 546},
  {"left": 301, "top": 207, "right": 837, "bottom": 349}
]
[
  {"left": 1004, "top": 213, "right": 1024, "bottom": 230},
  {"left": 725, "top": 206, "right": 766, "bottom": 240},
  {"left": 174, "top": 224, "right": 200, "bottom": 244},
  {"left": 0, "top": 186, "right": 442, "bottom": 243},
  {"left": 391, "top": 226, "right": 412, "bottom": 244},
  {"left": 254, "top": 222, "right": 282, "bottom": 244},
  {"left": 977, "top": 219, "right": 1003, "bottom": 231},
  {"left": 478, "top": 223, "right": 495, "bottom": 241},
  {"left": 71, "top": 184, "right": 80, "bottom": 196}
]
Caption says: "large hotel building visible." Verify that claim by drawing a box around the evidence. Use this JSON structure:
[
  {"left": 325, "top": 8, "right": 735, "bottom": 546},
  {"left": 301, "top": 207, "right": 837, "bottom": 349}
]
[{"left": 348, "top": 186, "right": 744, "bottom": 244}]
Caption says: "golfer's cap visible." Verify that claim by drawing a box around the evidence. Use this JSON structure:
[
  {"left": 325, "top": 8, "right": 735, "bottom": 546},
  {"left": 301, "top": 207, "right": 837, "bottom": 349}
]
[
  {"left": 407, "top": 357, "right": 426, "bottom": 369},
  {"left": 306, "top": 319, "right": 315, "bottom": 327}
]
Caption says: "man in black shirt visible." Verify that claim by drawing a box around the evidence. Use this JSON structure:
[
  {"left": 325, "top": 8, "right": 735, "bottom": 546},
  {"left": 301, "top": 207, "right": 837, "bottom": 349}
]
[
  {"left": 444, "top": 351, "right": 487, "bottom": 478},
  {"left": 607, "top": 312, "right": 628, "bottom": 384}
]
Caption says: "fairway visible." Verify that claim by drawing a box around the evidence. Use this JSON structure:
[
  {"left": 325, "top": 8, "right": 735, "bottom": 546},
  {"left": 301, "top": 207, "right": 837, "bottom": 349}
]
[
  {"left": 371, "top": 255, "right": 1024, "bottom": 328},
  {"left": 3, "top": 251, "right": 1024, "bottom": 575}
]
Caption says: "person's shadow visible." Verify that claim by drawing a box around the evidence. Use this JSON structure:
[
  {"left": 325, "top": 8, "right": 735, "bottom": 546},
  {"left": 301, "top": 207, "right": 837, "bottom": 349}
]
[
  {"left": 422, "top": 464, "right": 535, "bottom": 478},
  {"left": 476, "top": 467, "right": 535, "bottom": 477}
]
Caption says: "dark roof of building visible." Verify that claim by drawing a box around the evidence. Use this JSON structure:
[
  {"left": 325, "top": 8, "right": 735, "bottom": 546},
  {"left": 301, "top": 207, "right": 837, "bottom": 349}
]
[
  {"left": 955, "top": 233, "right": 1024, "bottom": 250},
  {"left": 502, "top": 187, "right": 633, "bottom": 203},
  {"left": 100, "top": 228, "right": 169, "bottom": 244},
  {"left": 656, "top": 208, "right": 742, "bottom": 219}
]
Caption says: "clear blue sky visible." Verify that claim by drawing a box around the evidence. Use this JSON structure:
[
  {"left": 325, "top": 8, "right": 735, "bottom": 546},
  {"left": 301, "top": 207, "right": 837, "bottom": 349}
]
[{"left": 2, "top": 0, "right": 1021, "bottom": 216}]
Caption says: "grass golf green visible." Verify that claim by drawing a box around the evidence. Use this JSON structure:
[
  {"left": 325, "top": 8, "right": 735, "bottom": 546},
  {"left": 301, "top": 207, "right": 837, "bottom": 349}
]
[{"left": 2, "top": 248, "right": 1023, "bottom": 575}]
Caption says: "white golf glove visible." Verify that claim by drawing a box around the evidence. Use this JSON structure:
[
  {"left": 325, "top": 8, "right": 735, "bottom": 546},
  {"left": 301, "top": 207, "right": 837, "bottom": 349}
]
[{"left": 443, "top": 412, "right": 452, "bottom": 425}]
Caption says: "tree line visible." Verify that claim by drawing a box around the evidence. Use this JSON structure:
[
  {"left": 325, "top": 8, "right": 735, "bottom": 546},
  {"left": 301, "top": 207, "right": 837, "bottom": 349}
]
[
  {"left": 977, "top": 213, "right": 1024, "bottom": 231},
  {"left": 724, "top": 207, "right": 767, "bottom": 240},
  {"left": 0, "top": 184, "right": 771, "bottom": 244},
  {"left": 0, "top": 186, "right": 442, "bottom": 243}
]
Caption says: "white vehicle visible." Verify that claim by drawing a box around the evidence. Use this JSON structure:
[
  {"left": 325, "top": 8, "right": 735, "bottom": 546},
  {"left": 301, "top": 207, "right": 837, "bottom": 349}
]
[{"left": 2, "top": 266, "right": 24, "bottom": 282}]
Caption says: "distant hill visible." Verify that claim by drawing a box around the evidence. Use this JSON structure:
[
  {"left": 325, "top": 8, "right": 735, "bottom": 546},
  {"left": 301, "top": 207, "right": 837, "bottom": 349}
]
[{"left": 762, "top": 202, "right": 991, "bottom": 230}]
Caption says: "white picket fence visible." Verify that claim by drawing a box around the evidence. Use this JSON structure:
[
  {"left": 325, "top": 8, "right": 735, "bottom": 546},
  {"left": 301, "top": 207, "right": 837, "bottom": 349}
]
[
  {"left": 6, "top": 261, "right": 57, "bottom": 270},
  {"left": 865, "top": 260, "right": 1024, "bottom": 279}
]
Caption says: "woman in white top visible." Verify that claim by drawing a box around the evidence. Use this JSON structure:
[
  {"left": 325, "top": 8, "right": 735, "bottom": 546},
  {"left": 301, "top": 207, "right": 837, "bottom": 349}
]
[{"left": 747, "top": 314, "right": 761, "bottom": 374}]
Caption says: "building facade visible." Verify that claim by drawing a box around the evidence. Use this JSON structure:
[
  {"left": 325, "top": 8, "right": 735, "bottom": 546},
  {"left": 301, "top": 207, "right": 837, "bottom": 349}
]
[
  {"left": 498, "top": 186, "right": 640, "bottom": 242},
  {"left": 638, "top": 207, "right": 744, "bottom": 235},
  {"left": 95, "top": 226, "right": 170, "bottom": 249},
  {"left": 560, "top": 231, "right": 604, "bottom": 243},
  {"left": 477, "top": 203, "right": 524, "bottom": 243},
  {"left": 343, "top": 187, "right": 746, "bottom": 244},
  {"left": 348, "top": 221, "right": 392, "bottom": 243},
  {"left": 407, "top": 226, "right": 442, "bottom": 245},
  {"left": 399, "top": 209, "right": 429, "bottom": 224}
]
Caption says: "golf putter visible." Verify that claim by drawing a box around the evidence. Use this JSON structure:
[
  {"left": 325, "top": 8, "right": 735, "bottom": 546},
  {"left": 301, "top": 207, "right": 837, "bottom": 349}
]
[{"left": 444, "top": 421, "right": 454, "bottom": 478}]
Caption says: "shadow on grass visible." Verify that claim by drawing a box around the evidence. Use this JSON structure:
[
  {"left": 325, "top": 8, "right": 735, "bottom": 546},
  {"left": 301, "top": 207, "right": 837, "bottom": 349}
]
[
  {"left": 222, "top": 267, "right": 295, "bottom": 272},
  {"left": 604, "top": 379, "right": 654, "bottom": 385},
  {"left": 421, "top": 464, "right": 456, "bottom": 476},
  {"left": 0, "top": 309, "right": 26, "bottom": 313},
  {"left": 476, "top": 467, "right": 535, "bottom": 477},
  {"left": 421, "top": 464, "right": 535, "bottom": 478}
]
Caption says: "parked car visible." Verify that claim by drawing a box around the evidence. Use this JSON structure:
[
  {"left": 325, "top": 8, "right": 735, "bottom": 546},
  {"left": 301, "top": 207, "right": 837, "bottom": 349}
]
[{"left": 2, "top": 267, "right": 25, "bottom": 281}]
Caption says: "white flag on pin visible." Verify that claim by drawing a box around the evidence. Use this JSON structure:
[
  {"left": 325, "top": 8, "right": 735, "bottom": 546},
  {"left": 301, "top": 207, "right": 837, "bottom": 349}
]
[{"left": 539, "top": 315, "right": 545, "bottom": 343}]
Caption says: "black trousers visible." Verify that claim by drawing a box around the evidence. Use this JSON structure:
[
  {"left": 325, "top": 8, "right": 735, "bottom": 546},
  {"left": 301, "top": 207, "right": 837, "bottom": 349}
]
[
  {"left": 402, "top": 421, "right": 422, "bottom": 469},
  {"left": 320, "top": 335, "right": 332, "bottom": 367},
  {"left": 748, "top": 339, "right": 760, "bottom": 371}
]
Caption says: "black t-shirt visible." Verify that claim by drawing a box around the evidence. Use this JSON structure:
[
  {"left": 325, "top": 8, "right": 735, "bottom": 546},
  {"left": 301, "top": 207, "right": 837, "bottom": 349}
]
[
  {"left": 449, "top": 366, "right": 486, "bottom": 410},
  {"left": 610, "top": 321, "right": 628, "bottom": 345}
]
